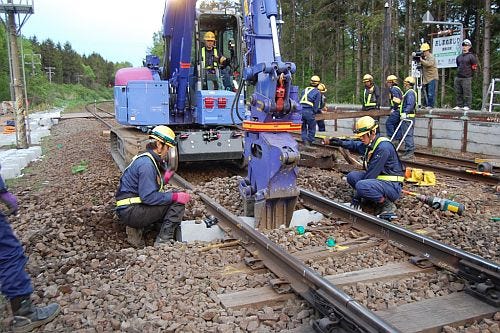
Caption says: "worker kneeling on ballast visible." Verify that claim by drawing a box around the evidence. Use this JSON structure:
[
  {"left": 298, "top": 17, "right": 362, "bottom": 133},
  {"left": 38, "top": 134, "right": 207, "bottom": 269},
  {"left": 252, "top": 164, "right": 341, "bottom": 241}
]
[
  {"left": 115, "top": 125, "right": 191, "bottom": 247},
  {"left": 323, "top": 116, "right": 405, "bottom": 217}
]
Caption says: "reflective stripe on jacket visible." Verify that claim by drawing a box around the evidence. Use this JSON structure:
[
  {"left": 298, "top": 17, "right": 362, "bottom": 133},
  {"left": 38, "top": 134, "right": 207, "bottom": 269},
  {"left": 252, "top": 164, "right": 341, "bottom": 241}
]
[
  {"left": 363, "top": 137, "right": 404, "bottom": 182},
  {"left": 116, "top": 152, "right": 164, "bottom": 207},
  {"left": 399, "top": 88, "right": 417, "bottom": 118},
  {"left": 202, "top": 47, "right": 218, "bottom": 69},
  {"left": 364, "top": 86, "right": 377, "bottom": 107}
]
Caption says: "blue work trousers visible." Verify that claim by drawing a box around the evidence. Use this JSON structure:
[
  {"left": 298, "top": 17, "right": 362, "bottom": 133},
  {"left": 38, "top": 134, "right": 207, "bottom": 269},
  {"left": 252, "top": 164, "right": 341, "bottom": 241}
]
[
  {"left": 424, "top": 79, "right": 437, "bottom": 107},
  {"left": 301, "top": 108, "right": 316, "bottom": 144},
  {"left": 385, "top": 111, "right": 400, "bottom": 139},
  {"left": 400, "top": 119, "right": 415, "bottom": 153},
  {"left": 0, "top": 215, "right": 33, "bottom": 299},
  {"left": 346, "top": 171, "right": 402, "bottom": 203}
]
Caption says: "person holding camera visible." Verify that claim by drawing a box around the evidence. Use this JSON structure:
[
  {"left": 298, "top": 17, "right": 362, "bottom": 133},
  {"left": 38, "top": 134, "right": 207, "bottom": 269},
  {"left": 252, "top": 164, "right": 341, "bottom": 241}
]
[
  {"left": 419, "top": 43, "right": 438, "bottom": 109},
  {"left": 453, "top": 39, "right": 478, "bottom": 111}
]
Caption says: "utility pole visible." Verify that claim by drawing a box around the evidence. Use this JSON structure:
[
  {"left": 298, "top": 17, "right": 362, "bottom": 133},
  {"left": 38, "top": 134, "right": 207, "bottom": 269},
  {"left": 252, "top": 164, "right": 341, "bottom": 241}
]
[
  {"left": 45, "top": 66, "right": 55, "bottom": 83},
  {"left": 381, "top": 1, "right": 392, "bottom": 107},
  {"left": 24, "top": 53, "right": 41, "bottom": 75},
  {"left": 0, "top": 0, "right": 34, "bottom": 149}
]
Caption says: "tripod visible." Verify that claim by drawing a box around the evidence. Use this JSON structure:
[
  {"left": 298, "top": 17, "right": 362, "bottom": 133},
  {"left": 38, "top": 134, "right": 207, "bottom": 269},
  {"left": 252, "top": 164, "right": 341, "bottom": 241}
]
[{"left": 410, "top": 60, "right": 423, "bottom": 108}]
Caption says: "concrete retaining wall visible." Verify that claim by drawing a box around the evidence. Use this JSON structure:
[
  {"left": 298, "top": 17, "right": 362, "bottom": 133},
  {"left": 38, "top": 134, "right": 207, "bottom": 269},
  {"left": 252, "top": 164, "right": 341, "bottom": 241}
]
[{"left": 326, "top": 109, "right": 500, "bottom": 156}]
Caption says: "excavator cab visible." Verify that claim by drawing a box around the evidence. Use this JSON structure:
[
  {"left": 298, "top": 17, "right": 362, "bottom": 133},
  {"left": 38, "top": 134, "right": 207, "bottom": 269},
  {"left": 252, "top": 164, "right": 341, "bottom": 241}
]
[{"left": 195, "top": 11, "right": 242, "bottom": 92}]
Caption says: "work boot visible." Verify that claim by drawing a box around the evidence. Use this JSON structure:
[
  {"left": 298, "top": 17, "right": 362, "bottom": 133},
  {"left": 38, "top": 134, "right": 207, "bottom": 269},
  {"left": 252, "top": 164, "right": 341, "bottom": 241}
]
[
  {"left": 10, "top": 295, "right": 60, "bottom": 333},
  {"left": 401, "top": 151, "right": 415, "bottom": 160},
  {"left": 375, "top": 200, "right": 397, "bottom": 216},
  {"left": 126, "top": 226, "right": 145, "bottom": 248},
  {"left": 154, "top": 221, "right": 177, "bottom": 246}
]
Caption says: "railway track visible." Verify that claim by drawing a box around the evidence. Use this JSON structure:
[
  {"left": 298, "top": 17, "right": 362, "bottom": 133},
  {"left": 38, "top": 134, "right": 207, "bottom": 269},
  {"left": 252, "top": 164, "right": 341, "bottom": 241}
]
[{"left": 83, "top": 102, "right": 499, "bottom": 332}]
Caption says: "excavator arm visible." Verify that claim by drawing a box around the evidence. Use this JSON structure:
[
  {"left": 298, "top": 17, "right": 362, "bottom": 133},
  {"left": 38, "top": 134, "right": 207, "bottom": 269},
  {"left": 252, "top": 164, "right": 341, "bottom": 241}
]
[{"left": 238, "top": 0, "right": 302, "bottom": 229}]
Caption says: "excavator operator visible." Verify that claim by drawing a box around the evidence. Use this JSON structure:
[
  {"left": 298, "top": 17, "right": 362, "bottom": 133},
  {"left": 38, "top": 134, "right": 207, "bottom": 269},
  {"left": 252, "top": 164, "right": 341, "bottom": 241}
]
[
  {"left": 323, "top": 116, "right": 404, "bottom": 217},
  {"left": 201, "top": 31, "right": 228, "bottom": 90},
  {"left": 115, "top": 125, "right": 191, "bottom": 247}
]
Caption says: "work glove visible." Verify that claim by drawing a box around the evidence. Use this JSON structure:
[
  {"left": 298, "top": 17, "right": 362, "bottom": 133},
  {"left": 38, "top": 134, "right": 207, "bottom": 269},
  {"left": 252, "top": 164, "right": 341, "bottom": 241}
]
[
  {"left": 163, "top": 169, "right": 175, "bottom": 183},
  {"left": 400, "top": 113, "right": 407, "bottom": 119},
  {"left": 172, "top": 192, "right": 191, "bottom": 204},
  {"left": 350, "top": 197, "right": 361, "bottom": 210},
  {"left": 0, "top": 191, "right": 18, "bottom": 215},
  {"left": 324, "top": 137, "right": 344, "bottom": 147}
]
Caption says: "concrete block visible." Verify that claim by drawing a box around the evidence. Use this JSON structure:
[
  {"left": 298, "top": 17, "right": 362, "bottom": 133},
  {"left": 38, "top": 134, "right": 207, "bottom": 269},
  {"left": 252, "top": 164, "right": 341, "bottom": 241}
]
[
  {"left": 433, "top": 138, "right": 462, "bottom": 150},
  {"left": 468, "top": 122, "right": 500, "bottom": 136},
  {"left": 467, "top": 142, "right": 500, "bottom": 155},
  {"left": 432, "top": 119, "right": 463, "bottom": 131},
  {"left": 289, "top": 209, "right": 324, "bottom": 228},
  {"left": 433, "top": 129, "right": 462, "bottom": 140},
  {"left": 178, "top": 220, "right": 227, "bottom": 243},
  {"left": 0, "top": 166, "right": 20, "bottom": 179}
]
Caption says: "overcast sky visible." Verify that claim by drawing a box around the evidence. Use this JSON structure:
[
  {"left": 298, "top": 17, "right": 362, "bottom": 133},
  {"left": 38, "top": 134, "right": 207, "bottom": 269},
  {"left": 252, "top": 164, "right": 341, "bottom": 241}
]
[{"left": 21, "top": 0, "right": 165, "bottom": 67}]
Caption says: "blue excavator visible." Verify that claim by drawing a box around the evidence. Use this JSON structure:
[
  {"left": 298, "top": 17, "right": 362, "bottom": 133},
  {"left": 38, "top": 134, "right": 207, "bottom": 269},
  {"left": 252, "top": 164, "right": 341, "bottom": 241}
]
[{"left": 111, "top": 0, "right": 301, "bottom": 229}]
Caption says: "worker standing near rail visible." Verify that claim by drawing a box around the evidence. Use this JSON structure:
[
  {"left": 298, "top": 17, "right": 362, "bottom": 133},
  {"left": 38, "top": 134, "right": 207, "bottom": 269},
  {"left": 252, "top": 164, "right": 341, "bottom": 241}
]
[
  {"left": 361, "top": 74, "right": 380, "bottom": 111},
  {"left": 0, "top": 167, "right": 60, "bottom": 332},
  {"left": 322, "top": 116, "right": 404, "bottom": 217},
  {"left": 316, "top": 83, "right": 328, "bottom": 132},
  {"left": 384, "top": 75, "right": 403, "bottom": 140},
  {"left": 300, "top": 75, "right": 322, "bottom": 146},
  {"left": 399, "top": 76, "right": 417, "bottom": 160},
  {"left": 115, "top": 126, "right": 191, "bottom": 247}
]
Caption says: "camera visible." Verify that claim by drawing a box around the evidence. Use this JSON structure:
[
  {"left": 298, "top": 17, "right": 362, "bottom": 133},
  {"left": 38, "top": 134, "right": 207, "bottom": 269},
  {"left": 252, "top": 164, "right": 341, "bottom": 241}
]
[{"left": 412, "top": 50, "right": 423, "bottom": 62}]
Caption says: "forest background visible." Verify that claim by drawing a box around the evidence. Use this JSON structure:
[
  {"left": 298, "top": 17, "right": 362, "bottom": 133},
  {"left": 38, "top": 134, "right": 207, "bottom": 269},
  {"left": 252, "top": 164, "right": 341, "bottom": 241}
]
[{"left": 0, "top": 0, "right": 499, "bottom": 111}]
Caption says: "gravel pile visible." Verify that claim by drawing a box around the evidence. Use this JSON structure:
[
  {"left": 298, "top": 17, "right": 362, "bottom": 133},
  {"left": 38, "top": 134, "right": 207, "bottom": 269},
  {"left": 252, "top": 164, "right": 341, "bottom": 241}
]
[{"left": 1, "top": 116, "right": 498, "bottom": 332}]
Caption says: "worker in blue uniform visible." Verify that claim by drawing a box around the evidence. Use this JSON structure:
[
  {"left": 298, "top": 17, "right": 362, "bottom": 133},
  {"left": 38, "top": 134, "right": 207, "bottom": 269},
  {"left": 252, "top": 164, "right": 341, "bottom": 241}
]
[
  {"left": 361, "top": 74, "right": 380, "bottom": 111},
  {"left": 316, "top": 83, "right": 328, "bottom": 132},
  {"left": 323, "top": 116, "right": 404, "bottom": 216},
  {"left": 384, "top": 75, "right": 403, "bottom": 140},
  {"left": 399, "top": 76, "right": 417, "bottom": 160},
  {"left": 0, "top": 167, "right": 60, "bottom": 332},
  {"left": 300, "top": 75, "right": 322, "bottom": 146},
  {"left": 115, "top": 125, "right": 191, "bottom": 247}
]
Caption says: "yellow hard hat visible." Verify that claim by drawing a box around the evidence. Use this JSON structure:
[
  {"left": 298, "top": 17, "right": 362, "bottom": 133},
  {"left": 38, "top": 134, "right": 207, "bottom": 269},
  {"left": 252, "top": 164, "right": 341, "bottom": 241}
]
[
  {"left": 317, "top": 83, "right": 327, "bottom": 93},
  {"left": 362, "top": 74, "right": 373, "bottom": 82},
  {"left": 386, "top": 75, "right": 398, "bottom": 83},
  {"left": 150, "top": 125, "right": 177, "bottom": 148},
  {"left": 404, "top": 76, "right": 416, "bottom": 85},
  {"left": 204, "top": 31, "right": 216, "bottom": 41},
  {"left": 310, "top": 75, "right": 321, "bottom": 86},
  {"left": 420, "top": 43, "right": 431, "bottom": 51},
  {"left": 354, "top": 116, "right": 378, "bottom": 137}
]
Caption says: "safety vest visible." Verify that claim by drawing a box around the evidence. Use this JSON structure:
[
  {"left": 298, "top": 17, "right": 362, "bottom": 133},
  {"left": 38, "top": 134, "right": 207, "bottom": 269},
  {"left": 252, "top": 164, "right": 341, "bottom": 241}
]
[
  {"left": 202, "top": 47, "right": 218, "bottom": 69},
  {"left": 116, "top": 152, "right": 164, "bottom": 207},
  {"left": 390, "top": 86, "right": 403, "bottom": 107},
  {"left": 363, "top": 86, "right": 377, "bottom": 107},
  {"left": 363, "top": 137, "right": 405, "bottom": 182},
  {"left": 300, "top": 87, "right": 316, "bottom": 107},
  {"left": 399, "top": 88, "right": 416, "bottom": 118}
]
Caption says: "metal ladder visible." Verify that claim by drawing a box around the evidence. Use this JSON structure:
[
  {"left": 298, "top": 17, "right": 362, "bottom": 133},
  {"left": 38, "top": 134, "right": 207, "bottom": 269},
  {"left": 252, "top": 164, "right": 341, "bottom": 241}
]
[
  {"left": 483, "top": 78, "right": 500, "bottom": 112},
  {"left": 390, "top": 119, "right": 413, "bottom": 151}
]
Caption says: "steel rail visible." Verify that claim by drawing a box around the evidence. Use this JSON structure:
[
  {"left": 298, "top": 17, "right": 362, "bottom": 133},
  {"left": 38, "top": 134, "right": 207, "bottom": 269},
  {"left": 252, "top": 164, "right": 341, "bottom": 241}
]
[
  {"left": 172, "top": 175, "right": 400, "bottom": 333},
  {"left": 404, "top": 159, "right": 500, "bottom": 186},
  {"left": 299, "top": 188, "right": 500, "bottom": 306}
]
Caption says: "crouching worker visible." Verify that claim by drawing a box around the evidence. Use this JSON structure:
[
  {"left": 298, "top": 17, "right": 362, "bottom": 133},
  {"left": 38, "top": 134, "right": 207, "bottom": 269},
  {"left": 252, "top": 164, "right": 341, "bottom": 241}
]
[
  {"left": 115, "top": 125, "right": 191, "bottom": 247},
  {"left": 0, "top": 168, "right": 60, "bottom": 332},
  {"left": 323, "top": 116, "right": 404, "bottom": 217}
]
